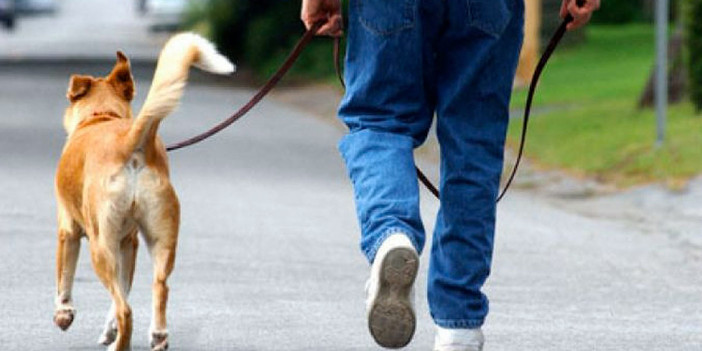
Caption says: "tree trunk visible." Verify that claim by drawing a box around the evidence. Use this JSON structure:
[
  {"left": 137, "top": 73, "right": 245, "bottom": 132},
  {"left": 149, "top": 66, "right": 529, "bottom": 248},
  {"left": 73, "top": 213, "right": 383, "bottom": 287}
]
[
  {"left": 516, "top": 0, "right": 542, "bottom": 86},
  {"left": 638, "top": 24, "right": 687, "bottom": 108}
]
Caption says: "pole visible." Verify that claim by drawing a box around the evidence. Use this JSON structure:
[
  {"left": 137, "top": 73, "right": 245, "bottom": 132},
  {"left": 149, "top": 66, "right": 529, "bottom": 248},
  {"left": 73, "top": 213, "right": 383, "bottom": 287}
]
[{"left": 655, "top": 0, "right": 668, "bottom": 148}]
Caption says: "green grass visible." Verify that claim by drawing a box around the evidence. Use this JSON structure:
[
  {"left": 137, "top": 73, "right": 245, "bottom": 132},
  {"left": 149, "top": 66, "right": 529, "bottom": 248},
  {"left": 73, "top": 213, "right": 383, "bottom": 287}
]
[{"left": 508, "top": 24, "right": 702, "bottom": 187}]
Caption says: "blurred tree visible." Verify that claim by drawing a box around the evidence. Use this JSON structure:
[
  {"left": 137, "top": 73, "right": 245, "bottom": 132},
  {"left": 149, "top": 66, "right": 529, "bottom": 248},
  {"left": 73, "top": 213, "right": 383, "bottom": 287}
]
[
  {"left": 516, "top": 0, "right": 541, "bottom": 86},
  {"left": 541, "top": 0, "right": 585, "bottom": 46},
  {"left": 686, "top": 0, "right": 702, "bottom": 111},
  {"left": 638, "top": 0, "right": 686, "bottom": 109},
  {"left": 638, "top": 21, "right": 687, "bottom": 108},
  {"left": 592, "top": 0, "right": 644, "bottom": 23},
  {"left": 185, "top": 0, "right": 340, "bottom": 80},
  {"left": 642, "top": 0, "right": 681, "bottom": 21}
]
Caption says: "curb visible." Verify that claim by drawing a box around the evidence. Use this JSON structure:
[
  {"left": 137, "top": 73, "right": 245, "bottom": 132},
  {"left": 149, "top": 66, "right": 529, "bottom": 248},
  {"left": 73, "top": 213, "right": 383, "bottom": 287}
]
[{"left": 0, "top": 56, "right": 255, "bottom": 86}]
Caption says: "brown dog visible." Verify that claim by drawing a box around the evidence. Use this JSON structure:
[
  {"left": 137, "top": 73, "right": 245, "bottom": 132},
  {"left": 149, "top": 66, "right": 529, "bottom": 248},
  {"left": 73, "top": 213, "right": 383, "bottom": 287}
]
[{"left": 53, "top": 33, "right": 234, "bottom": 351}]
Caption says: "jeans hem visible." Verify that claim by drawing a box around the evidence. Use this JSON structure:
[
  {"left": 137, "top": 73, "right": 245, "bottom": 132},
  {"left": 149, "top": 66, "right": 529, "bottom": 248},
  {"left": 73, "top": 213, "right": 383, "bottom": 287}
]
[
  {"left": 433, "top": 318, "right": 485, "bottom": 329},
  {"left": 364, "top": 227, "right": 421, "bottom": 263}
]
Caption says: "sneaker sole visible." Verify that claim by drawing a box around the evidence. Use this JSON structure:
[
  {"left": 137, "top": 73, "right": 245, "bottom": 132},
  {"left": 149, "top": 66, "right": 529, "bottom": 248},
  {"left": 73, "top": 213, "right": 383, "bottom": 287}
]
[{"left": 368, "top": 247, "right": 419, "bottom": 349}]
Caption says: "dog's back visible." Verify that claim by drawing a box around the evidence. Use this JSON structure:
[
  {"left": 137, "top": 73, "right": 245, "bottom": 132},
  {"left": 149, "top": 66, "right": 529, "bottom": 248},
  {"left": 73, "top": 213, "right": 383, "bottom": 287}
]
[{"left": 56, "top": 33, "right": 234, "bottom": 228}]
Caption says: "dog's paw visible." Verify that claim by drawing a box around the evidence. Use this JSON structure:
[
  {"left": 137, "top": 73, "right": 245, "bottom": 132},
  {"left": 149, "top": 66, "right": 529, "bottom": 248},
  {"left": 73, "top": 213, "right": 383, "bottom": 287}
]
[
  {"left": 53, "top": 307, "right": 75, "bottom": 331},
  {"left": 97, "top": 325, "right": 118, "bottom": 346},
  {"left": 150, "top": 330, "right": 168, "bottom": 351}
]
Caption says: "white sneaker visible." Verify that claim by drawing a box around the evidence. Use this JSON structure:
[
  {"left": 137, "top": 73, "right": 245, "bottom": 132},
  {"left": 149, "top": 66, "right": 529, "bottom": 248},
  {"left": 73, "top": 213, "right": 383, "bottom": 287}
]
[
  {"left": 366, "top": 233, "right": 419, "bottom": 349},
  {"left": 433, "top": 326, "right": 485, "bottom": 351}
]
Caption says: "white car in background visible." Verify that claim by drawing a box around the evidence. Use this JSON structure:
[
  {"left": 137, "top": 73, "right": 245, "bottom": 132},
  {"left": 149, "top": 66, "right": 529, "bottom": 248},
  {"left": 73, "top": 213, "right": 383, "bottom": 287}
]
[
  {"left": 142, "top": 0, "right": 192, "bottom": 32},
  {"left": 15, "top": 0, "right": 58, "bottom": 14}
]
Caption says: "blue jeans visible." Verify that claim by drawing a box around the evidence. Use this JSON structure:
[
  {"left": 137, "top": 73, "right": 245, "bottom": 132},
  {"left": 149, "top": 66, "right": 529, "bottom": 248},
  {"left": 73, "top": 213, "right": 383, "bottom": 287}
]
[{"left": 338, "top": 0, "right": 524, "bottom": 328}]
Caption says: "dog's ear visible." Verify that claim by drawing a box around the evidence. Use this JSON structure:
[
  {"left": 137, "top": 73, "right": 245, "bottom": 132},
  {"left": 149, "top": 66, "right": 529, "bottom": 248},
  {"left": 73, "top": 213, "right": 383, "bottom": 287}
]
[
  {"left": 108, "top": 51, "right": 135, "bottom": 101},
  {"left": 66, "top": 75, "right": 93, "bottom": 102}
]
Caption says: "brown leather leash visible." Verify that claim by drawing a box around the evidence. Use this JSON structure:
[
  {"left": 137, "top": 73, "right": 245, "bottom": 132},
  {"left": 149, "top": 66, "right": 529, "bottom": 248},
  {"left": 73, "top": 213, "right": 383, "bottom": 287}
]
[
  {"left": 166, "top": 22, "right": 324, "bottom": 152},
  {"left": 167, "top": 8, "right": 581, "bottom": 202},
  {"left": 496, "top": 10, "right": 579, "bottom": 202}
]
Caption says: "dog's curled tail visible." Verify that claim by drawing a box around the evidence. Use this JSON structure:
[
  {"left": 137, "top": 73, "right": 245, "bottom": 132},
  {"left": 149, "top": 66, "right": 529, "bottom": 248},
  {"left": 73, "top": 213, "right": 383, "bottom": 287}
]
[{"left": 127, "top": 32, "right": 235, "bottom": 152}]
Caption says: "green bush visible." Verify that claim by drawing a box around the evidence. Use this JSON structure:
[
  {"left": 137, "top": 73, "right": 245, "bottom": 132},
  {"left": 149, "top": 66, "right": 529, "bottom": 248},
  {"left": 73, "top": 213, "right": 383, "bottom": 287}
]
[
  {"left": 591, "top": 0, "right": 644, "bottom": 23},
  {"left": 686, "top": 0, "right": 702, "bottom": 111},
  {"left": 184, "top": 0, "right": 340, "bottom": 80}
]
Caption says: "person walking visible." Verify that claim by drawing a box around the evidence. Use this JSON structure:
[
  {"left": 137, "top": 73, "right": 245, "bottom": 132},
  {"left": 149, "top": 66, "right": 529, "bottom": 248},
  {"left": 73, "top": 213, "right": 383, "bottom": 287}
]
[{"left": 301, "top": 0, "right": 600, "bottom": 349}]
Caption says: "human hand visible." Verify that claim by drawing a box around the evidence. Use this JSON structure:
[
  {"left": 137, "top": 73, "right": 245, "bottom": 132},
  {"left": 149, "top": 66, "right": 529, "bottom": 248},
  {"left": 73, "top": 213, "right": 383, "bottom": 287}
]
[
  {"left": 560, "top": 0, "right": 601, "bottom": 31},
  {"left": 300, "top": 0, "right": 343, "bottom": 37}
]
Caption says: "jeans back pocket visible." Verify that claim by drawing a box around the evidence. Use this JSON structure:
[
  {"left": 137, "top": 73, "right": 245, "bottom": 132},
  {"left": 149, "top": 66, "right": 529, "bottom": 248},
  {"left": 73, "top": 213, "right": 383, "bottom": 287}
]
[
  {"left": 355, "top": 0, "right": 416, "bottom": 36},
  {"left": 467, "top": 0, "right": 513, "bottom": 38}
]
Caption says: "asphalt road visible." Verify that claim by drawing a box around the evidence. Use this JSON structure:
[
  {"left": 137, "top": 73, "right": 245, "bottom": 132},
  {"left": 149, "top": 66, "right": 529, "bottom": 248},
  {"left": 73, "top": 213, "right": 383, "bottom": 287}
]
[
  {"left": 0, "top": 0, "right": 167, "bottom": 61},
  {"left": 2, "top": 1, "right": 702, "bottom": 350}
]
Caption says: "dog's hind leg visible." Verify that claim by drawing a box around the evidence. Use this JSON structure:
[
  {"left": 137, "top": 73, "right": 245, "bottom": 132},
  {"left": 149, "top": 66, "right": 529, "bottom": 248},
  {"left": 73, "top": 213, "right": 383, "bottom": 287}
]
[
  {"left": 54, "top": 207, "right": 82, "bottom": 331},
  {"left": 98, "top": 230, "right": 138, "bottom": 346},
  {"left": 89, "top": 226, "right": 134, "bottom": 351},
  {"left": 141, "top": 193, "right": 179, "bottom": 351},
  {"left": 98, "top": 302, "right": 118, "bottom": 346},
  {"left": 146, "top": 235, "right": 177, "bottom": 351}
]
